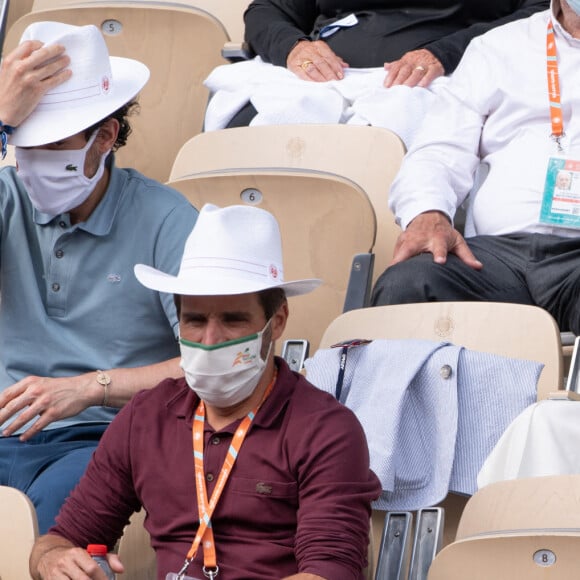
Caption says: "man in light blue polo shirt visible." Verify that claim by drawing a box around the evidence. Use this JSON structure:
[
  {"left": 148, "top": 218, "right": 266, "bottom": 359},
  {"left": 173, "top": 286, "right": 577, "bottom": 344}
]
[{"left": 0, "top": 22, "right": 197, "bottom": 533}]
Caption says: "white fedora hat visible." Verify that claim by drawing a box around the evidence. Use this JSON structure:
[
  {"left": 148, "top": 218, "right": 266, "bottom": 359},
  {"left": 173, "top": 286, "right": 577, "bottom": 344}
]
[
  {"left": 10, "top": 21, "right": 150, "bottom": 147},
  {"left": 135, "top": 204, "right": 322, "bottom": 297}
]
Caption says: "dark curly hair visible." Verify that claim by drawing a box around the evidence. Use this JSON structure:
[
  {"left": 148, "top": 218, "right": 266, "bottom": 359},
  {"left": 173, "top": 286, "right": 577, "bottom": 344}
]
[{"left": 83, "top": 100, "right": 140, "bottom": 151}]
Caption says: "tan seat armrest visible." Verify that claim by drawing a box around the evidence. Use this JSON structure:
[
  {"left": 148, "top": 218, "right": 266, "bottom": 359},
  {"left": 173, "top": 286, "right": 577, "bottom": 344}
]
[
  {"left": 221, "top": 41, "right": 252, "bottom": 61},
  {"left": 547, "top": 390, "right": 580, "bottom": 401}
]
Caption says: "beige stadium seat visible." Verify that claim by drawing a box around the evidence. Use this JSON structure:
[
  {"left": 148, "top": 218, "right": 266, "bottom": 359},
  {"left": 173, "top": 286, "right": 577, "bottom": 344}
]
[
  {"left": 4, "top": 0, "right": 34, "bottom": 33},
  {"left": 0, "top": 487, "right": 156, "bottom": 580},
  {"left": 117, "top": 508, "right": 156, "bottom": 580},
  {"left": 428, "top": 475, "right": 580, "bottom": 579},
  {"left": 166, "top": 124, "right": 406, "bottom": 351},
  {"left": 317, "top": 301, "right": 564, "bottom": 575},
  {"left": 320, "top": 301, "right": 563, "bottom": 401},
  {"left": 31, "top": 0, "right": 248, "bottom": 43},
  {"left": 170, "top": 125, "right": 405, "bottom": 289},
  {"left": 7, "top": 2, "right": 228, "bottom": 183},
  {"left": 168, "top": 172, "right": 376, "bottom": 354},
  {"left": 0, "top": 485, "right": 38, "bottom": 580}
]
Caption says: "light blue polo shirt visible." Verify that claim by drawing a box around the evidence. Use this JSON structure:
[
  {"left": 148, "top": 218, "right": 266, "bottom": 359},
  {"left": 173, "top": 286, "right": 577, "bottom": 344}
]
[{"left": 0, "top": 160, "right": 198, "bottom": 433}]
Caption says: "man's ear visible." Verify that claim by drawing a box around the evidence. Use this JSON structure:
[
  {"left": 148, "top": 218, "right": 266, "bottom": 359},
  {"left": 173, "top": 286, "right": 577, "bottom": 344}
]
[
  {"left": 271, "top": 300, "right": 289, "bottom": 342},
  {"left": 95, "top": 117, "right": 119, "bottom": 153}
]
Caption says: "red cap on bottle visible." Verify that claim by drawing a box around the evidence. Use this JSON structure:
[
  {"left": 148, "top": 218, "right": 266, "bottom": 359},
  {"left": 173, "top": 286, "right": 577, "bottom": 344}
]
[{"left": 87, "top": 544, "right": 108, "bottom": 556}]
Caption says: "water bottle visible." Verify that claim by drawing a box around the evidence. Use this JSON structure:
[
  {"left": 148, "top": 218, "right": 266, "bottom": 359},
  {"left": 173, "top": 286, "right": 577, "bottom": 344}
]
[{"left": 87, "top": 544, "right": 115, "bottom": 579}]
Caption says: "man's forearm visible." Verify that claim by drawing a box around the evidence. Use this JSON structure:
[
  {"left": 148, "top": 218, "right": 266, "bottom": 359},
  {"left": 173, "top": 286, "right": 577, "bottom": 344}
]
[
  {"left": 97, "top": 356, "right": 183, "bottom": 407},
  {"left": 0, "top": 356, "right": 184, "bottom": 439}
]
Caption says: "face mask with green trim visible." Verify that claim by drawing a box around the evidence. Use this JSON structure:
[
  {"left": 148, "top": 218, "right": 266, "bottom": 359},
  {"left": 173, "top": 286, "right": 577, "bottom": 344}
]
[{"left": 179, "top": 319, "right": 272, "bottom": 408}]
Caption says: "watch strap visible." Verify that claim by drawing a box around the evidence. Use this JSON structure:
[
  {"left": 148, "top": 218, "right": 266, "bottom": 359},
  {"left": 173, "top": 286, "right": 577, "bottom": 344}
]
[{"left": 96, "top": 370, "right": 112, "bottom": 406}]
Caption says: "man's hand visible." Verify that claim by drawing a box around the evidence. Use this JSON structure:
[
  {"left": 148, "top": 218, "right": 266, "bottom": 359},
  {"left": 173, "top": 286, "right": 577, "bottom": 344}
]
[
  {"left": 0, "top": 373, "right": 100, "bottom": 441},
  {"left": 0, "top": 40, "right": 71, "bottom": 128},
  {"left": 392, "top": 211, "right": 483, "bottom": 269},
  {"left": 384, "top": 49, "right": 444, "bottom": 88},
  {"left": 287, "top": 40, "right": 348, "bottom": 82},
  {"left": 33, "top": 542, "right": 124, "bottom": 580}
]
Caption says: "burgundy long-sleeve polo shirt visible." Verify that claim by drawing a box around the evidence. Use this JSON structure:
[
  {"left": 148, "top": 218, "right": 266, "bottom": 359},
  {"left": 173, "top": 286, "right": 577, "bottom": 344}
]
[{"left": 51, "top": 358, "right": 381, "bottom": 579}]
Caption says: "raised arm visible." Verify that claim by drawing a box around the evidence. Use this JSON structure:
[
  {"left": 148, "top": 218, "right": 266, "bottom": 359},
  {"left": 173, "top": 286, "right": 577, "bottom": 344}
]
[{"left": 0, "top": 41, "right": 70, "bottom": 128}]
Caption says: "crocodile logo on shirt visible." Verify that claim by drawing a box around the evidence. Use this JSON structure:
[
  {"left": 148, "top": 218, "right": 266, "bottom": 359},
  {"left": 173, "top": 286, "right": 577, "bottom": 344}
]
[
  {"left": 255, "top": 482, "right": 272, "bottom": 495},
  {"left": 65, "top": 164, "right": 78, "bottom": 172}
]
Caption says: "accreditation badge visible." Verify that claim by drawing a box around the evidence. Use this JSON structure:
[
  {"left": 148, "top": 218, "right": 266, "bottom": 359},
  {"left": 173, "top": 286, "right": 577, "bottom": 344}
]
[{"left": 539, "top": 156, "right": 580, "bottom": 229}]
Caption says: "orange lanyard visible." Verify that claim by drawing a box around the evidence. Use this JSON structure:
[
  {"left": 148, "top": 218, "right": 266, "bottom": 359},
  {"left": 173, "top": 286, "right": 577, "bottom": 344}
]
[
  {"left": 547, "top": 19, "right": 565, "bottom": 151},
  {"left": 176, "top": 371, "right": 277, "bottom": 580}
]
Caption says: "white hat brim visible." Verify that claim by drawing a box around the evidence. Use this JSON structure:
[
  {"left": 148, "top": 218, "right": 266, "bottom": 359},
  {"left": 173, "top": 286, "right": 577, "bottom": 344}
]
[
  {"left": 134, "top": 263, "right": 322, "bottom": 298},
  {"left": 10, "top": 57, "right": 150, "bottom": 147}
]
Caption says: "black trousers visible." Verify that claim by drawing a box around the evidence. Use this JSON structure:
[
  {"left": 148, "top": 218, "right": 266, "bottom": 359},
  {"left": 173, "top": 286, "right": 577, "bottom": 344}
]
[{"left": 371, "top": 233, "right": 580, "bottom": 334}]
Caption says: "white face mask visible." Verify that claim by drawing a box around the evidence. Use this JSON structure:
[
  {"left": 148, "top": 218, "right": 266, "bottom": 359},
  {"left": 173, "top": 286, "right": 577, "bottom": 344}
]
[
  {"left": 179, "top": 320, "right": 273, "bottom": 408},
  {"left": 15, "top": 131, "right": 108, "bottom": 217}
]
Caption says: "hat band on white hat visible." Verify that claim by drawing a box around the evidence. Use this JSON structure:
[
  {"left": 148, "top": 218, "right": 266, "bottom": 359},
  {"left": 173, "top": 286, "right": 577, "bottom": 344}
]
[
  {"left": 182, "top": 256, "right": 284, "bottom": 282},
  {"left": 134, "top": 204, "right": 322, "bottom": 298},
  {"left": 37, "top": 79, "right": 111, "bottom": 110}
]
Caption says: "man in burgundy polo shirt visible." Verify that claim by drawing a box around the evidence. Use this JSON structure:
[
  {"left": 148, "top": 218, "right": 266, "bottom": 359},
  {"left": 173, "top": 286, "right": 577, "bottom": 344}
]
[{"left": 31, "top": 204, "right": 381, "bottom": 580}]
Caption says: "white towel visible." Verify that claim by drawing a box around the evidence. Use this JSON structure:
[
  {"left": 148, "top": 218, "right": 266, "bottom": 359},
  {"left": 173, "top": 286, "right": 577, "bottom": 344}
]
[{"left": 204, "top": 57, "right": 448, "bottom": 148}]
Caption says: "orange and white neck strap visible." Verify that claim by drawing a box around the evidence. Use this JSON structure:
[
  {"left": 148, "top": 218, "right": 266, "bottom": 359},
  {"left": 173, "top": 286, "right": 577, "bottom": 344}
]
[
  {"left": 176, "top": 370, "right": 277, "bottom": 580},
  {"left": 547, "top": 19, "right": 565, "bottom": 151}
]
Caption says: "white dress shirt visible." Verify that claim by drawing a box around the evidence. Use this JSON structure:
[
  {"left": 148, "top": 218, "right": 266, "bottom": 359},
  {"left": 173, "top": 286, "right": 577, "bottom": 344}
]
[{"left": 390, "top": 5, "right": 580, "bottom": 238}]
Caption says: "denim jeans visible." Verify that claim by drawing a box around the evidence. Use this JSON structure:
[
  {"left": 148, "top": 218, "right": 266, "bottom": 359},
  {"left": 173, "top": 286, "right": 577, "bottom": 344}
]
[{"left": 0, "top": 423, "right": 108, "bottom": 533}]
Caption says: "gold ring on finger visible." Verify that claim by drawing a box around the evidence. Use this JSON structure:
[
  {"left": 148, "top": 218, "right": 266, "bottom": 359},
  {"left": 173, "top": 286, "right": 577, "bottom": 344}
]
[
  {"left": 414, "top": 65, "right": 426, "bottom": 72},
  {"left": 300, "top": 60, "right": 313, "bottom": 71}
]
